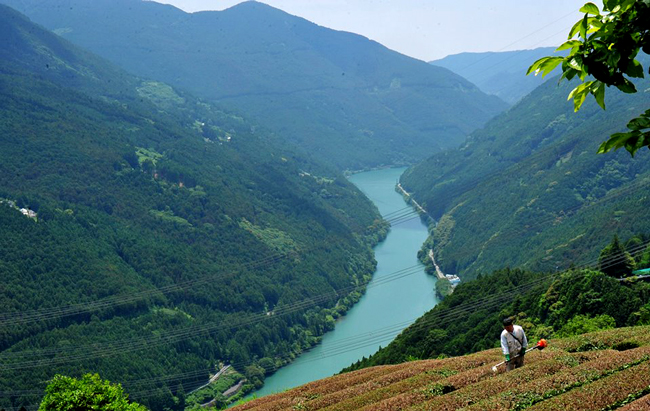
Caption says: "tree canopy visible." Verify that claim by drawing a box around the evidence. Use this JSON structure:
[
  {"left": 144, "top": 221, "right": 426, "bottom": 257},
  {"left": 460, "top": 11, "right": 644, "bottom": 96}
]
[
  {"left": 39, "top": 374, "right": 147, "bottom": 411},
  {"left": 528, "top": 0, "right": 650, "bottom": 156}
]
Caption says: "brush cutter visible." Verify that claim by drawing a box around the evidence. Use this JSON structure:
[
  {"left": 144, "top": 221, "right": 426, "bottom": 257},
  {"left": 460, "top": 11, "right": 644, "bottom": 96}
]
[{"left": 491, "top": 339, "right": 547, "bottom": 372}]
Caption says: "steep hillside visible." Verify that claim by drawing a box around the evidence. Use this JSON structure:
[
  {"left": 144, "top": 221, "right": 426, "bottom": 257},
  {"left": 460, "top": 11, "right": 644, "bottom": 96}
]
[
  {"left": 431, "top": 48, "right": 558, "bottom": 105},
  {"left": 0, "top": 5, "right": 384, "bottom": 410},
  {"left": 400, "top": 71, "right": 650, "bottom": 279},
  {"left": 344, "top": 236, "right": 650, "bottom": 369},
  {"left": 0, "top": 0, "right": 507, "bottom": 170},
  {"left": 233, "top": 326, "right": 650, "bottom": 410}
]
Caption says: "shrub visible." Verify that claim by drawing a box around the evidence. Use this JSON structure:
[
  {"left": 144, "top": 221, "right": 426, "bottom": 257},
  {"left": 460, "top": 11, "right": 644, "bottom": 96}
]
[{"left": 39, "top": 374, "right": 146, "bottom": 411}]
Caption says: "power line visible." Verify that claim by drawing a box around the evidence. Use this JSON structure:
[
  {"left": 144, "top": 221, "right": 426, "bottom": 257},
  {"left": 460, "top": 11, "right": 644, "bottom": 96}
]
[
  {"left": 0, "top": 197, "right": 423, "bottom": 328},
  {"left": 5, "top": 174, "right": 642, "bottom": 369},
  {"left": 3, "top": 235, "right": 647, "bottom": 409},
  {"left": 0, "top": 262, "right": 429, "bottom": 367},
  {"left": 214, "top": 239, "right": 650, "bottom": 376},
  {"left": 103, "top": 240, "right": 650, "bottom": 406},
  {"left": 2, "top": 238, "right": 647, "bottom": 403}
]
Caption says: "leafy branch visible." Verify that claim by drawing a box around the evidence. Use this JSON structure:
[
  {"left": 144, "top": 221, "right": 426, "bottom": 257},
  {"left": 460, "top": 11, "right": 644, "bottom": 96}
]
[{"left": 527, "top": 0, "right": 650, "bottom": 156}]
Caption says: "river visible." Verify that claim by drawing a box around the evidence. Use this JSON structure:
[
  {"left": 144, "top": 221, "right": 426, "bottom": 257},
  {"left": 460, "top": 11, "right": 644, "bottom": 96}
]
[{"left": 246, "top": 167, "right": 439, "bottom": 399}]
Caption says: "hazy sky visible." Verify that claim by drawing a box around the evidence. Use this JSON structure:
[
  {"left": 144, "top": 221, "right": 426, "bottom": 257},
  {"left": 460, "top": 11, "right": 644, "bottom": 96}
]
[{"left": 155, "top": 0, "right": 587, "bottom": 61}]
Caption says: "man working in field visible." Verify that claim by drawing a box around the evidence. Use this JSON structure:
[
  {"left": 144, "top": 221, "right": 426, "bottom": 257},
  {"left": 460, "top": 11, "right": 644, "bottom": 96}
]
[{"left": 500, "top": 317, "right": 528, "bottom": 371}]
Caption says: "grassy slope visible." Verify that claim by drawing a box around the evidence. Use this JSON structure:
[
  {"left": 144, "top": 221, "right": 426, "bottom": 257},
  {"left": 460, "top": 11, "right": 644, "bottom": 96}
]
[
  {"left": 0, "top": 0, "right": 507, "bottom": 170},
  {"left": 232, "top": 326, "right": 650, "bottom": 411}
]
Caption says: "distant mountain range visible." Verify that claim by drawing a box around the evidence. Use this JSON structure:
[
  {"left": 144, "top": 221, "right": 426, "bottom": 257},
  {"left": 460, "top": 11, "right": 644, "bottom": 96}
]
[
  {"left": 431, "top": 48, "right": 559, "bottom": 105},
  {"left": 0, "top": 4, "right": 384, "bottom": 409},
  {"left": 0, "top": 0, "right": 507, "bottom": 170}
]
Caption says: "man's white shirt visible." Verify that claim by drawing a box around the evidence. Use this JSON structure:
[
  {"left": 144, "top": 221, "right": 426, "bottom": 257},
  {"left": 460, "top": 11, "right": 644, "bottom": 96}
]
[{"left": 500, "top": 325, "right": 528, "bottom": 355}]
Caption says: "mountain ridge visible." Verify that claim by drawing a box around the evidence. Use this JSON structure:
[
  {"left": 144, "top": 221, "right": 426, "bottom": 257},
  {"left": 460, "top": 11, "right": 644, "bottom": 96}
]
[
  {"left": 431, "top": 47, "right": 558, "bottom": 105},
  {"left": 0, "top": 0, "right": 507, "bottom": 170}
]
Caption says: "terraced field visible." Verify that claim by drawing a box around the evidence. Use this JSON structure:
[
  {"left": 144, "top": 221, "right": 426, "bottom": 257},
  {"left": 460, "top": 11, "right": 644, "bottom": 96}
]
[{"left": 232, "top": 326, "right": 650, "bottom": 410}]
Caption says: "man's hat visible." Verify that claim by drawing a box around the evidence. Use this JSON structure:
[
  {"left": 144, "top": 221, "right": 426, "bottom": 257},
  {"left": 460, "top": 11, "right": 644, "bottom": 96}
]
[{"left": 502, "top": 317, "right": 513, "bottom": 326}]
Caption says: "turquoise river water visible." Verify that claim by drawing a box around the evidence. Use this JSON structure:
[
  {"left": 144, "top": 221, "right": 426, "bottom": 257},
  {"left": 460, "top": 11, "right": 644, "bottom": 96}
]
[{"left": 246, "top": 167, "right": 439, "bottom": 399}]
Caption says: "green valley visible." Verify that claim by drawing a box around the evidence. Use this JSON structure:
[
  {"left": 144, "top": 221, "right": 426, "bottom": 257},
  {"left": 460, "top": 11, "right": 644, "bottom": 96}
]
[
  {"left": 2, "top": 0, "right": 650, "bottom": 410},
  {"left": 0, "top": 5, "right": 384, "bottom": 410}
]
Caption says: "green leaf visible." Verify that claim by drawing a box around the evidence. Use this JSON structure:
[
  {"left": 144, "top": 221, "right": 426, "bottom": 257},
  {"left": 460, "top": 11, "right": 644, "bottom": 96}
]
[
  {"left": 599, "top": 115, "right": 650, "bottom": 155},
  {"left": 593, "top": 81, "right": 606, "bottom": 109},
  {"left": 540, "top": 57, "right": 564, "bottom": 77},
  {"left": 568, "top": 81, "right": 593, "bottom": 111},
  {"left": 568, "top": 57, "right": 584, "bottom": 71},
  {"left": 565, "top": 69, "right": 578, "bottom": 81},
  {"left": 569, "top": 20, "right": 582, "bottom": 39},
  {"left": 556, "top": 40, "right": 582, "bottom": 52},
  {"left": 620, "top": 0, "right": 636, "bottom": 12},
  {"left": 590, "top": 19, "right": 604, "bottom": 30},
  {"left": 624, "top": 59, "right": 645, "bottom": 78},
  {"left": 580, "top": 2, "right": 600, "bottom": 15},
  {"left": 580, "top": 14, "right": 589, "bottom": 40},
  {"left": 624, "top": 133, "right": 643, "bottom": 156},
  {"left": 627, "top": 116, "right": 650, "bottom": 131},
  {"left": 527, "top": 57, "right": 547, "bottom": 76},
  {"left": 606, "top": 51, "right": 621, "bottom": 67},
  {"left": 597, "top": 131, "right": 631, "bottom": 153},
  {"left": 527, "top": 57, "right": 564, "bottom": 77},
  {"left": 615, "top": 78, "right": 637, "bottom": 93},
  {"left": 591, "top": 39, "right": 607, "bottom": 51}
]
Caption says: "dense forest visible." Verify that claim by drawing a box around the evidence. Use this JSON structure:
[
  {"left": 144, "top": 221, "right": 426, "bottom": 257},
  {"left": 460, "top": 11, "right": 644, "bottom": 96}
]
[
  {"left": 0, "top": 0, "right": 507, "bottom": 170},
  {"left": 401, "top": 64, "right": 650, "bottom": 280},
  {"left": 0, "top": 5, "right": 386, "bottom": 410},
  {"left": 344, "top": 235, "right": 650, "bottom": 371}
]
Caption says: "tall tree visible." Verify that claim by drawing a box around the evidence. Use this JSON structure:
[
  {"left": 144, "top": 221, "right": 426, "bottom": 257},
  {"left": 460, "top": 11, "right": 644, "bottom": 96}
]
[
  {"left": 528, "top": 0, "right": 650, "bottom": 155},
  {"left": 599, "top": 235, "right": 636, "bottom": 277}
]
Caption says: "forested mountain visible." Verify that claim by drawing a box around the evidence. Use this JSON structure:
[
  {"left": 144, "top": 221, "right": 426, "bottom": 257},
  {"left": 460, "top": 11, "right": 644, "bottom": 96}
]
[
  {"left": 0, "top": 5, "right": 385, "bottom": 410},
  {"left": 0, "top": 0, "right": 507, "bottom": 170},
  {"left": 400, "top": 68, "right": 650, "bottom": 280},
  {"left": 431, "top": 48, "right": 557, "bottom": 105}
]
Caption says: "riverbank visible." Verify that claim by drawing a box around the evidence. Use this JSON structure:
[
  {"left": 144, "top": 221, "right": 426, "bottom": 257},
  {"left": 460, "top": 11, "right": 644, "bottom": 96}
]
[
  {"left": 396, "top": 183, "right": 460, "bottom": 298},
  {"left": 237, "top": 168, "right": 439, "bottom": 401}
]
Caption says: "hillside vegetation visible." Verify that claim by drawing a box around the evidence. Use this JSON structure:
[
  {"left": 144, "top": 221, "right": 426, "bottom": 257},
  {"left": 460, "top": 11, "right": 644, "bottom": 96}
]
[
  {"left": 345, "top": 238, "right": 650, "bottom": 370},
  {"left": 401, "top": 68, "right": 650, "bottom": 279},
  {"left": 232, "top": 326, "right": 650, "bottom": 410},
  {"left": 0, "top": 0, "right": 507, "bottom": 170},
  {"left": 0, "top": 5, "right": 385, "bottom": 410}
]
